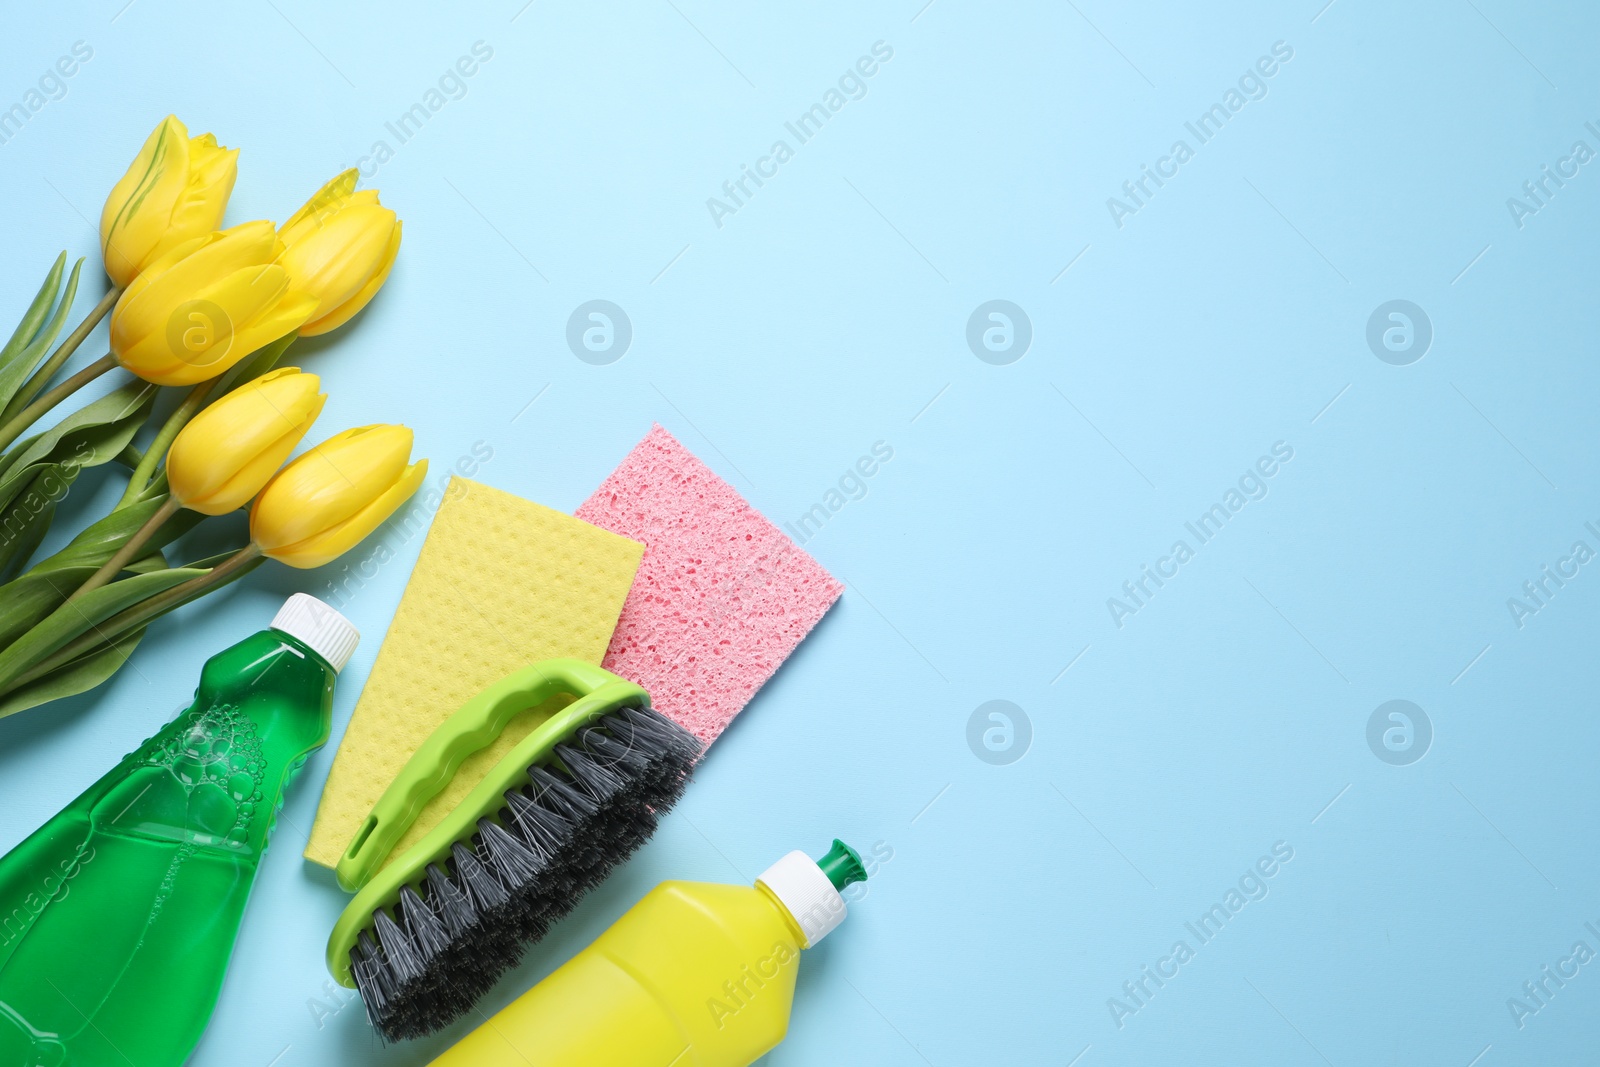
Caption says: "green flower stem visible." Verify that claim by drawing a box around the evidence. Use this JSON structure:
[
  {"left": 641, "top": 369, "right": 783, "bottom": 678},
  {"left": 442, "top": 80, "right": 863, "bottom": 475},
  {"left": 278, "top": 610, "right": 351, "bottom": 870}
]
[
  {"left": 67, "top": 495, "right": 182, "bottom": 603},
  {"left": 116, "top": 378, "right": 217, "bottom": 507},
  {"left": 0, "top": 352, "right": 118, "bottom": 455},
  {"left": 140, "top": 469, "right": 168, "bottom": 502},
  {"left": 5, "top": 543, "right": 264, "bottom": 693},
  {"left": 3, "top": 285, "right": 122, "bottom": 423}
]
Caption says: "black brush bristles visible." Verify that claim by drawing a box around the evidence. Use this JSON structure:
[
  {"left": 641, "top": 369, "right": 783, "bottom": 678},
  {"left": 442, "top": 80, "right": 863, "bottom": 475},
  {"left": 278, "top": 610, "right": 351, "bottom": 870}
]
[{"left": 350, "top": 703, "right": 700, "bottom": 1042}]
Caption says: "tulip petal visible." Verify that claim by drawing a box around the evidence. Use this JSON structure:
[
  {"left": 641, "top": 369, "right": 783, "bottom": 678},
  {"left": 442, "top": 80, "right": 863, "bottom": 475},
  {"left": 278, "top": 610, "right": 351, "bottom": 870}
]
[
  {"left": 250, "top": 425, "right": 415, "bottom": 551},
  {"left": 116, "top": 298, "right": 311, "bottom": 387},
  {"left": 188, "top": 396, "right": 326, "bottom": 515},
  {"left": 168, "top": 368, "right": 324, "bottom": 510},
  {"left": 100, "top": 116, "right": 189, "bottom": 287},
  {"left": 299, "top": 219, "right": 402, "bottom": 336},
  {"left": 113, "top": 223, "right": 279, "bottom": 347},
  {"left": 224, "top": 290, "right": 319, "bottom": 366},
  {"left": 262, "top": 459, "right": 427, "bottom": 569},
  {"left": 115, "top": 333, "right": 204, "bottom": 386},
  {"left": 99, "top": 117, "right": 239, "bottom": 288},
  {"left": 198, "top": 262, "right": 294, "bottom": 329},
  {"left": 165, "top": 141, "right": 237, "bottom": 252},
  {"left": 110, "top": 233, "right": 212, "bottom": 357},
  {"left": 114, "top": 235, "right": 316, "bottom": 386},
  {"left": 281, "top": 207, "right": 397, "bottom": 326},
  {"left": 280, "top": 169, "right": 359, "bottom": 247},
  {"left": 115, "top": 233, "right": 211, "bottom": 312},
  {"left": 117, "top": 264, "right": 286, "bottom": 382},
  {"left": 278, "top": 172, "right": 401, "bottom": 337}
]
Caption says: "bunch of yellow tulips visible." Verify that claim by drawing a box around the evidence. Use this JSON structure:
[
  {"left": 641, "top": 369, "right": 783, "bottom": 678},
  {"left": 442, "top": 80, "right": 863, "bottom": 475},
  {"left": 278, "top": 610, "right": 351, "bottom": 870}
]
[{"left": 0, "top": 115, "right": 424, "bottom": 718}]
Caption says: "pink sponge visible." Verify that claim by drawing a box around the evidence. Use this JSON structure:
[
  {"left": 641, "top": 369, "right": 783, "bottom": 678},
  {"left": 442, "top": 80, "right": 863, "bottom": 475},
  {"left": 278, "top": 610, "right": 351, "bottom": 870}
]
[{"left": 575, "top": 425, "right": 843, "bottom": 745}]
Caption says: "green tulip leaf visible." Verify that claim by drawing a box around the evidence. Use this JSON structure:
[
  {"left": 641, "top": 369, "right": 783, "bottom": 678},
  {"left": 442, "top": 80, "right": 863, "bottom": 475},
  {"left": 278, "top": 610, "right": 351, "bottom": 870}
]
[
  {"left": 77, "top": 549, "right": 263, "bottom": 645},
  {"left": 0, "top": 494, "right": 201, "bottom": 652},
  {"left": 136, "top": 468, "right": 168, "bottom": 504},
  {"left": 0, "top": 566, "right": 207, "bottom": 693},
  {"left": 0, "top": 463, "right": 80, "bottom": 581},
  {"left": 216, "top": 331, "right": 298, "bottom": 397},
  {"left": 166, "top": 548, "right": 243, "bottom": 571},
  {"left": 25, "top": 494, "right": 189, "bottom": 572},
  {"left": 0, "top": 380, "right": 155, "bottom": 511},
  {"left": 0, "top": 549, "right": 264, "bottom": 713},
  {"left": 0, "top": 257, "right": 83, "bottom": 415},
  {"left": 0, "top": 379, "right": 155, "bottom": 478},
  {"left": 0, "top": 627, "right": 146, "bottom": 721},
  {"left": 0, "top": 253, "right": 65, "bottom": 370}
]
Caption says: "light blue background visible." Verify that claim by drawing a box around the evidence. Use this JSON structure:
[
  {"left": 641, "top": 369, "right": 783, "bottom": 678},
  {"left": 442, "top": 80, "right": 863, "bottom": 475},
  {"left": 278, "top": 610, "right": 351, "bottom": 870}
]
[{"left": 1, "top": 1, "right": 1597, "bottom": 1064}]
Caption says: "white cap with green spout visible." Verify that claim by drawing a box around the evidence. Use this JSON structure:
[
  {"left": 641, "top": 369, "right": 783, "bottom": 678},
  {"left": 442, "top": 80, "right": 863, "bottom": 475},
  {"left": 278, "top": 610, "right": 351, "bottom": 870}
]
[{"left": 757, "top": 839, "right": 868, "bottom": 947}]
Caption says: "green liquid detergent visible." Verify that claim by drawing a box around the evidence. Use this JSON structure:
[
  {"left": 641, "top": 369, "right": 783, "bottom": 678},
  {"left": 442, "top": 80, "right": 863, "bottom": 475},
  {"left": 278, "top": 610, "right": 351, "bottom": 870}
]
[{"left": 0, "top": 595, "right": 358, "bottom": 1067}]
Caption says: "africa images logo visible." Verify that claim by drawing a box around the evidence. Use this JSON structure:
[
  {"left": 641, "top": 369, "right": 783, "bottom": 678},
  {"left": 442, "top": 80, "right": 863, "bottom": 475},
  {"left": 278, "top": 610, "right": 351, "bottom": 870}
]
[
  {"left": 1365, "top": 700, "right": 1431, "bottom": 766},
  {"left": 966, "top": 701, "right": 1031, "bottom": 765},
  {"left": 1365, "top": 300, "right": 1432, "bottom": 366},
  {"left": 965, "top": 301, "right": 1032, "bottom": 365},
  {"left": 566, "top": 300, "right": 632, "bottom": 365}
]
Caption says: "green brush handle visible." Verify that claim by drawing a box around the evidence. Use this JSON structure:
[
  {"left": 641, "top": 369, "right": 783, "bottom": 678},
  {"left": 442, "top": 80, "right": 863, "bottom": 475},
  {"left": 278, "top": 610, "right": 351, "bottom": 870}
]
[
  {"left": 334, "top": 658, "right": 647, "bottom": 893},
  {"left": 327, "top": 659, "right": 648, "bottom": 983}
]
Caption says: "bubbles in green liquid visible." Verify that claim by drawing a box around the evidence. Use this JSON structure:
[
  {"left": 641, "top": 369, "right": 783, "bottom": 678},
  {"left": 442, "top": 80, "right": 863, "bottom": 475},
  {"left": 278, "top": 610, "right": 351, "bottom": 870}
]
[{"left": 133, "top": 702, "right": 266, "bottom": 852}]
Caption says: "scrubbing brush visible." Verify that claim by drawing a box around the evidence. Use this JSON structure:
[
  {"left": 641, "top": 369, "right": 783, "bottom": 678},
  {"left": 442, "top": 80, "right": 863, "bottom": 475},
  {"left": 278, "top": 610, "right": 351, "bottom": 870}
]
[{"left": 325, "top": 659, "right": 701, "bottom": 1041}]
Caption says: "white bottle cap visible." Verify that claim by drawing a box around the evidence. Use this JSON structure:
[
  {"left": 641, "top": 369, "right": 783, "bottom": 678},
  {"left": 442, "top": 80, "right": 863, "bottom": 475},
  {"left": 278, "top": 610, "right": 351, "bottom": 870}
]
[
  {"left": 270, "top": 594, "right": 360, "bottom": 673},
  {"left": 757, "top": 850, "right": 848, "bottom": 948}
]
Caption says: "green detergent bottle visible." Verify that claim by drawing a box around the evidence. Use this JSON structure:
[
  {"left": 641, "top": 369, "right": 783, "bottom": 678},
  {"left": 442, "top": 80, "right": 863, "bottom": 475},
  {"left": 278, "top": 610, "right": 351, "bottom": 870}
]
[{"left": 0, "top": 594, "right": 359, "bottom": 1066}]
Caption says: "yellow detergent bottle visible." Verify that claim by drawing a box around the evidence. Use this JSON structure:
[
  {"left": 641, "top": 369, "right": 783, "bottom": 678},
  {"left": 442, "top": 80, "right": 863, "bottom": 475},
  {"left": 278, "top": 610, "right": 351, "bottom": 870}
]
[{"left": 430, "top": 839, "right": 869, "bottom": 1067}]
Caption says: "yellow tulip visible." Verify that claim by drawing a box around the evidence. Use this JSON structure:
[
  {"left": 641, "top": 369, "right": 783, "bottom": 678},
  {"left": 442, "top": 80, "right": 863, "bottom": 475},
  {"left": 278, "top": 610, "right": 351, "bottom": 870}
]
[
  {"left": 278, "top": 170, "right": 402, "bottom": 336},
  {"left": 100, "top": 115, "right": 238, "bottom": 288},
  {"left": 166, "top": 368, "right": 327, "bottom": 515},
  {"left": 109, "top": 221, "right": 317, "bottom": 386},
  {"left": 250, "top": 425, "right": 426, "bottom": 569}
]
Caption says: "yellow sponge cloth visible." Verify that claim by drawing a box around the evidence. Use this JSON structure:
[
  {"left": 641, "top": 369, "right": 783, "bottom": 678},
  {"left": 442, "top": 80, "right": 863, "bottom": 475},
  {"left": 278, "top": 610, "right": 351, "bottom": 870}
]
[{"left": 304, "top": 477, "right": 645, "bottom": 870}]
